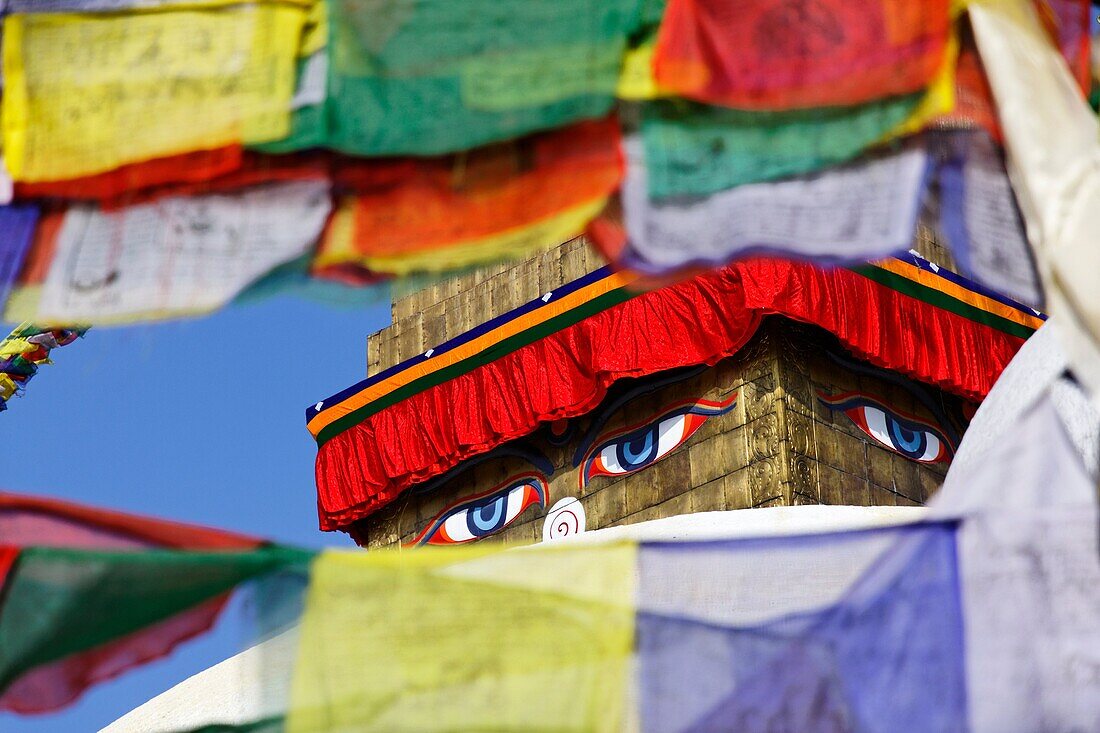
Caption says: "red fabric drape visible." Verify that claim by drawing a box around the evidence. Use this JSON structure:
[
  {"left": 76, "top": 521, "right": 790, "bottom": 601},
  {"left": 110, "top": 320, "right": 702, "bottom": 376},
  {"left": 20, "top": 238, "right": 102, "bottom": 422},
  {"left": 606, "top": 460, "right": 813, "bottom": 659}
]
[{"left": 315, "top": 259, "right": 1025, "bottom": 531}]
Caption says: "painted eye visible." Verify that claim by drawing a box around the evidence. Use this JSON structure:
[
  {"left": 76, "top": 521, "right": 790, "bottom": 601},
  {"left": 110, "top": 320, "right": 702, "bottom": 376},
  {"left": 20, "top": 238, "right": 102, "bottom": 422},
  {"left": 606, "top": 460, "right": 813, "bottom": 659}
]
[
  {"left": 582, "top": 395, "right": 736, "bottom": 486},
  {"left": 409, "top": 474, "right": 547, "bottom": 546},
  {"left": 818, "top": 392, "right": 952, "bottom": 464}
]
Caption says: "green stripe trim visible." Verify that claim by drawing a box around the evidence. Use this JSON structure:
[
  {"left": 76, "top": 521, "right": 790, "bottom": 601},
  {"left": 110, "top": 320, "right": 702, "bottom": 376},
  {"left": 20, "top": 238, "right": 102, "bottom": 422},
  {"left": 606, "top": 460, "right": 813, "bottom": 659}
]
[
  {"left": 317, "top": 285, "right": 638, "bottom": 446},
  {"left": 320, "top": 263, "right": 1034, "bottom": 447},
  {"left": 851, "top": 265, "right": 1037, "bottom": 341}
]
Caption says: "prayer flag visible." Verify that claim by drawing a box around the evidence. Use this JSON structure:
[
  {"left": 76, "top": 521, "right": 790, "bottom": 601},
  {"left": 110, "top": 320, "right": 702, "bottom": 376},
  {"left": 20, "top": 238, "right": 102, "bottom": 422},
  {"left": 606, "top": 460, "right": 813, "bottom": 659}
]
[
  {"left": 639, "top": 94, "right": 925, "bottom": 199},
  {"left": 31, "top": 181, "right": 331, "bottom": 324},
  {"left": 0, "top": 492, "right": 307, "bottom": 714},
  {"left": 300, "top": 0, "right": 643, "bottom": 156},
  {"left": 0, "top": 206, "right": 38, "bottom": 309},
  {"left": 2, "top": 6, "right": 305, "bottom": 181},
  {"left": 612, "top": 135, "right": 927, "bottom": 274},
  {"left": 652, "top": 0, "right": 951, "bottom": 110},
  {"left": 316, "top": 120, "right": 622, "bottom": 275}
]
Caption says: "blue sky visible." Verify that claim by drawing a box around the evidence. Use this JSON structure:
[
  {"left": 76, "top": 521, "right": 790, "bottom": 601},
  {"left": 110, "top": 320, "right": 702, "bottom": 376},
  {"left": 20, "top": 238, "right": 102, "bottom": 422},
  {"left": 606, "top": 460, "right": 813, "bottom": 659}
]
[{"left": 1, "top": 292, "right": 392, "bottom": 731}]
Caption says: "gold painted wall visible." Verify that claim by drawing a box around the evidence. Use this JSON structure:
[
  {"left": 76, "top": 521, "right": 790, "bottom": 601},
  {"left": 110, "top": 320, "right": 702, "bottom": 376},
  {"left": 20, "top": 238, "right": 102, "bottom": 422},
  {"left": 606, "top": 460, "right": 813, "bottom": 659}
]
[
  {"left": 354, "top": 320, "right": 969, "bottom": 548},
  {"left": 356, "top": 230, "right": 964, "bottom": 547},
  {"left": 367, "top": 229, "right": 953, "bottom": 376},
  {"left": 368, "top": 237, "right": 601, "bottom": 375}
]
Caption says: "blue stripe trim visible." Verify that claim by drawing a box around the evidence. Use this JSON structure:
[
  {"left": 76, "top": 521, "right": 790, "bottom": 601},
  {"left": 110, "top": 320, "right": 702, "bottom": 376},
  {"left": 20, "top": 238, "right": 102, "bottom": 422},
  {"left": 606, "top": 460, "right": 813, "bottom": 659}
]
[
  {"left": 305, "top": 265, "right": 617, "bottom": 423},
  {"left": 899, "top": 250, "right": 1047, "bottom": 320},
  {"left": 307, "top": 253, "right": 1046, "bottom": 425}
]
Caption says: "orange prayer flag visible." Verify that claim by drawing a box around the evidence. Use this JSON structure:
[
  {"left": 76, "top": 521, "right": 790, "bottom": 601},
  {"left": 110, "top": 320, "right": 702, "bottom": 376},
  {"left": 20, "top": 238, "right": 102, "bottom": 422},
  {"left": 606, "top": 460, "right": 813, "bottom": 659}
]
[{"left": 317, "top": 119, "right": 623, "bottom": 274}]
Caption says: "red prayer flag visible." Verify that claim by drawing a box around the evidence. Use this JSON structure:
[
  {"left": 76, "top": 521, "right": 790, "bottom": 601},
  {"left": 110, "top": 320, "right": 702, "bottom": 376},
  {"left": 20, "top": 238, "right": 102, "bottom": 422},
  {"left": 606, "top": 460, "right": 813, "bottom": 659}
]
[
  {"left": 14, "top": 149, "right": 329, "bottom": 211},
  {"left": 942, "top": 2, "right": 1090, "bottom": 142},
  {"left": 14, "top": 147, "right": 245, "bottom": 205},
  {"left": 652, "top": 0, "right": 952, "bottom": 110},
  {"left": 0, "top": 492, "right": 263, "bottom": 550}
]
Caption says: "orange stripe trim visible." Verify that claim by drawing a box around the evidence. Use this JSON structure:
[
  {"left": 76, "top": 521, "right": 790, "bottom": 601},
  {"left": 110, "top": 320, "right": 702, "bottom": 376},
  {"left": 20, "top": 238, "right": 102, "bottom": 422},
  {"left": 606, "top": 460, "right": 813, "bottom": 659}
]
[
  {"left": 306, "top": 270, "right": 638, "bottom": 437},
  {"left": 875, "top": 258, "right": 1044, "bottom": 331}
]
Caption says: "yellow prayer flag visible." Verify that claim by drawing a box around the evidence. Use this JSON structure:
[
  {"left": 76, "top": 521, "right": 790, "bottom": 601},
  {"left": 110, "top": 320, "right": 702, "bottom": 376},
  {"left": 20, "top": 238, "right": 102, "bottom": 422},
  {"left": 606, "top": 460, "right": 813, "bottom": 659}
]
[
  {"left": 317, "top": 196, "right": 610, "bottom": 276},
  {"left": 0, "top": 337, "right": 31, "bottom": 358},
  {"left": 299, "top": 0, "right": 327, "bottom": 58},
  {"left": 286, "top": 542, "right": 637, "bottom": 733},
  {"left": 313, "top": 195, "right": 358, "bottom": 266},
  {"left": 616, "top": 41, "right": 671, "bottom": 101},
  {"left": 2, "top": 5, "right": 305, "bottom": 182},
  {"left": 2, "top": 286, "right": 40, "bottom": 326}
]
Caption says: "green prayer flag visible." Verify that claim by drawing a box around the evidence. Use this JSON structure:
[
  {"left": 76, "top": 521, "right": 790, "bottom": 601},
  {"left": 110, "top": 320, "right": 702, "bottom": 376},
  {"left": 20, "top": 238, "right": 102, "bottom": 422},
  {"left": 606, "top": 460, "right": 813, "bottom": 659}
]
[{"left": 640, "top": 95, "right": 924, "bottom": 199}]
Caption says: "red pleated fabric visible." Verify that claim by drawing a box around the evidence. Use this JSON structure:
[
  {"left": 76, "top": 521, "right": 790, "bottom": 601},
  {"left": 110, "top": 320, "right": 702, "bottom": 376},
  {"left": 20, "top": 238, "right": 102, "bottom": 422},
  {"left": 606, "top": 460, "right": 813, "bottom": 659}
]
[
  {"left": 652, "top": 0, "right": 951, "bottom": 110},
  {"left": 315, "top": 258, "right": 1026, "bottom": 531},
  {"left": 735, "top": 260, "right": 1021, "bottom": 401}
]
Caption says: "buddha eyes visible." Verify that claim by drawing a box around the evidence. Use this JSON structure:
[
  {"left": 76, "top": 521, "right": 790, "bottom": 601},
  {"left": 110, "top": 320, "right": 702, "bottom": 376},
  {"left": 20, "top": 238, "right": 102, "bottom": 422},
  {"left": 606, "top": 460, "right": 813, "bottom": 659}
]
[
  {"left": 409, "top": 474, "right": 547, "bottom": 546},
  {"left": 581, "top": 395, "right": 737, "bottom": 487},
  {"left": 818, "top": 392, "right": 953, "bottom": 464}
]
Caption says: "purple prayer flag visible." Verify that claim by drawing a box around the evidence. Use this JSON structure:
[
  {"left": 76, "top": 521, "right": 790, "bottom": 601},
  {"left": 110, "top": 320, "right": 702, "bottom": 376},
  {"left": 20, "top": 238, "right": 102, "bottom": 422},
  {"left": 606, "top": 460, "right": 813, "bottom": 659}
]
[
  {"left": 637, "top": 523, "right": 967, "bottom": 733},
  {"left": 933, "top": 131, "right": 1043, "bottom": 310},
  {"left": 0, "top": 205, "right": 39, "bottom": 310}
]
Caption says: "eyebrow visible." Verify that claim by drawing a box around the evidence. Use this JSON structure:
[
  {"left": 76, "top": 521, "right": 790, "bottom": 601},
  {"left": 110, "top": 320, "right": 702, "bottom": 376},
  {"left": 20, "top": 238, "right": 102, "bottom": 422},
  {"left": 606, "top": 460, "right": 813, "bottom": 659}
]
[
  {"left": 410, "top": 440, "right": 554, "bottom": 497},
  {"left": 571, "top": 365, "right": 709, "bottom": 467},
  {"left": 825, "top": 349, "right": 963, "bottom": 446}
]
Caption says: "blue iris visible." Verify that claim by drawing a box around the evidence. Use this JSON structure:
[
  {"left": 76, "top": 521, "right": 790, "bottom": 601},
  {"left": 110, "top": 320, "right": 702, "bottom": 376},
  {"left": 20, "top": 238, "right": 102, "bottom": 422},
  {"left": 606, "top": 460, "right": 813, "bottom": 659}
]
[
  {"left": 616, "top": 425, "right": 660, "bottom": 469},
  {"left": 466, "top": 494, "right": 509, "bottom": 536},
  {"left": 887, "top": 416, "right": 927, "bottom": 459}
]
